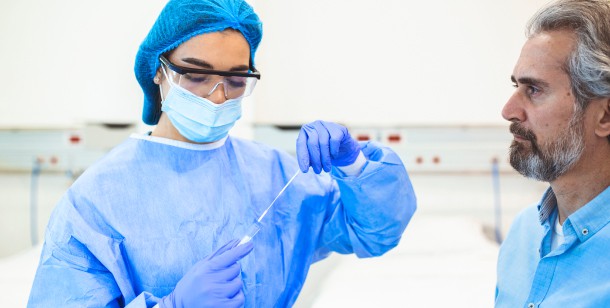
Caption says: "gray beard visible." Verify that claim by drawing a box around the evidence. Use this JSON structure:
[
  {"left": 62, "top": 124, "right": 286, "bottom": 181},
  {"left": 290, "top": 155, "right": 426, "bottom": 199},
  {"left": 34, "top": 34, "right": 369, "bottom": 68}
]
[{"left": 509, "top": 114, "right": 585, "bottom": 182}]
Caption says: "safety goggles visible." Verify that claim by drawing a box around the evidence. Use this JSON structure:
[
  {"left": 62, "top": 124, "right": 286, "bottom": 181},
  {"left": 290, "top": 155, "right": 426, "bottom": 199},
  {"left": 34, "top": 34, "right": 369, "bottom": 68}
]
[{"left": 159, "top": 55, "right": 260, "bottom": 100}]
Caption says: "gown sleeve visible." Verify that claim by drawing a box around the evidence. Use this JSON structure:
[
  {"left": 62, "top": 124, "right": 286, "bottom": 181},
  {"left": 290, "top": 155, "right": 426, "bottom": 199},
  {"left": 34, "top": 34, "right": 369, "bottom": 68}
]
[
  {"left": 27, "top": 194, "right": 158, "bottom": 308},
  {"left": 314, "top": 141, "right": 417, "bottom": 259}
]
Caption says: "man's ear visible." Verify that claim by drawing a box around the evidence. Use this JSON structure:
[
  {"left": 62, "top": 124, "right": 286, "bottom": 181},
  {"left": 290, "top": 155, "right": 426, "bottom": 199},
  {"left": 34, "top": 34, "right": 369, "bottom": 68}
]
[{"left": 595, "top": 97, "right": 610, "bottom": 139}]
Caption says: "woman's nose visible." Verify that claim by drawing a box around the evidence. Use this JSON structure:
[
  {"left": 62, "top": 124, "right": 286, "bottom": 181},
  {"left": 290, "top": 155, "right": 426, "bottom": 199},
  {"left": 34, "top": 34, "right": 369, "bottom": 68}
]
[{"left": 206, "top": 82, "right": 228, "bottom": 104}]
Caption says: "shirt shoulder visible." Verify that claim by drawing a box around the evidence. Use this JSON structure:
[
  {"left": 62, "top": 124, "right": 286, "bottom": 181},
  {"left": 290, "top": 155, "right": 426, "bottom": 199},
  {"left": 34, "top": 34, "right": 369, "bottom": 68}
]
[
  {"left": 510, "top": 205, "right": 541, "bottom": 232},
  {"left": 495, "top": 204, "right": 545, "bottom": 306},
  {"left": 500, "top": 204, "right": 544, "bottom": 253}
]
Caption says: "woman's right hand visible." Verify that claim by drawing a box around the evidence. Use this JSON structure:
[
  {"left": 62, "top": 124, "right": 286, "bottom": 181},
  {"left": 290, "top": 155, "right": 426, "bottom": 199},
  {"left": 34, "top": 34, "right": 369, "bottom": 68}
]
[{"left": 159, "top": 239, "right": 254, "bottom": 308}]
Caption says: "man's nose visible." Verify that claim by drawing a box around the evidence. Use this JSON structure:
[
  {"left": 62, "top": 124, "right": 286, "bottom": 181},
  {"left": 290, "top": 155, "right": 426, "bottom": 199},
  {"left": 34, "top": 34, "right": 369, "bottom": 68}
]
[{"left": 502, "top": 90, "right": 526, "bottom": 123}]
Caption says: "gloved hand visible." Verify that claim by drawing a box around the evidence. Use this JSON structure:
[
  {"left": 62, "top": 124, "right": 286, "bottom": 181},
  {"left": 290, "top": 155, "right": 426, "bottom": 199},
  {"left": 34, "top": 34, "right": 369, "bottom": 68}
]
[
  {"left": 296, "top": 120, "right": 361, "bottom": 174},
  {"left": 159, "top": 239, "right": 254, "bottom": 308}
]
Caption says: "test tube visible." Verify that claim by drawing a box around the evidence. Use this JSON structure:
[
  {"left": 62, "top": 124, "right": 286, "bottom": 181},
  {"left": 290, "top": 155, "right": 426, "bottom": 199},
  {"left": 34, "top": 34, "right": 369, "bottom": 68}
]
[
  {"left": 237, "top": 170, "right": 300, "bottom": 246},
  {"left": 238, "top": 220, "right": 263, "bottom": 245}
]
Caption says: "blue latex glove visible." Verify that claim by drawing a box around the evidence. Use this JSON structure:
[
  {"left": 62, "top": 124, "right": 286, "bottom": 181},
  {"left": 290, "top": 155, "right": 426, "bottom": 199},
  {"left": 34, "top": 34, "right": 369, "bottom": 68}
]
[
  {"left": 160, "top": 239, "right": 254, "bottom": 308},
  {"left": 296, "top": 120, "right": 361, "bottom": 174}
]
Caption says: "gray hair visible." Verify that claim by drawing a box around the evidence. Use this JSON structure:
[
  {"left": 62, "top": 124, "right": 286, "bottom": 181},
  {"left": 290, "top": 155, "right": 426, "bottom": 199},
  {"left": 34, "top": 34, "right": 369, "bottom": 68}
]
[{"left": 527, "top": 0, "right": 610, "bottom": 118}]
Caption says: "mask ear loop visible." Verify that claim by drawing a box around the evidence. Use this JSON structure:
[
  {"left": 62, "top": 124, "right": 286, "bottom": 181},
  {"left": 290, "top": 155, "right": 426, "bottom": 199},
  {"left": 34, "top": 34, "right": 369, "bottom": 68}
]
[
  {"left": 159, "top": 82, "right": 165, "bottom": 102},
  {"left": 159, "top": 63, "right": 174, "bottom": 102}
]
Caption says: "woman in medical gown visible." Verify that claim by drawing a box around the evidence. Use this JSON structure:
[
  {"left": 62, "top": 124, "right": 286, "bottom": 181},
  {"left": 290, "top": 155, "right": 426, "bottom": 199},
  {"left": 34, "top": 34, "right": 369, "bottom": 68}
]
[{"left": 27, "top": 0, "right": 416, "bottom": 307}]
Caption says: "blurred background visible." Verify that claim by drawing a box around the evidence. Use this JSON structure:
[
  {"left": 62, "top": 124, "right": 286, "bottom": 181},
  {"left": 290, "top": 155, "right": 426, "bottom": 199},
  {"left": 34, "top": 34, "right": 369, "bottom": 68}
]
[{"left": 0, "top": 0, "right": 550, "bottom": 306}]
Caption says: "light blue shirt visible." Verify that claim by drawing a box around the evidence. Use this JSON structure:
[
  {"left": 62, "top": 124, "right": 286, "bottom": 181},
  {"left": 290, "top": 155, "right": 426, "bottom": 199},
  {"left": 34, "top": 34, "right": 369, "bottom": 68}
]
[{"left": 496, "top": 186, "right": 610, "bottom": 307}]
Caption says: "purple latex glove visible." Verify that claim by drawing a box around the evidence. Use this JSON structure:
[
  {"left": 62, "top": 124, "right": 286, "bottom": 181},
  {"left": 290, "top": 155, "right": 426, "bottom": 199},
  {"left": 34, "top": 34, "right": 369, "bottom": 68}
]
[
  {"left": 159, "top": 239, "right": 254, "bottom": 308},
  {"left": 296, "top": 120, "right": 361, "bottom": 174}
]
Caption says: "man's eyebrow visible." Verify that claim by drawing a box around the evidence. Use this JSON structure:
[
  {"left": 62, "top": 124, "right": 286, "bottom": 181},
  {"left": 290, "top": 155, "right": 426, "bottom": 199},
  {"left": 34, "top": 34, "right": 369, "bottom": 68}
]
[
  {"left": 511, "top": 75, "right": 550, "bottom": 88},
  {"left": 182, "top": 57, "right": 249, "bottom": 72}
]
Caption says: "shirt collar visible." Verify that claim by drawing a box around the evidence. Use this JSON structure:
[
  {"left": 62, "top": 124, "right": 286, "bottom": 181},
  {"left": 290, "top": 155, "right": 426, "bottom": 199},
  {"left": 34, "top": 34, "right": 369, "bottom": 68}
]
[
  {"left": 538, "top": 186, "right": 610, "bottom": 243},
  {"left": 567, "top": 186, "right": 610, "bottom": 242},
  {"left": 537, "top": 187, "right": 557, "bottom": 224}
]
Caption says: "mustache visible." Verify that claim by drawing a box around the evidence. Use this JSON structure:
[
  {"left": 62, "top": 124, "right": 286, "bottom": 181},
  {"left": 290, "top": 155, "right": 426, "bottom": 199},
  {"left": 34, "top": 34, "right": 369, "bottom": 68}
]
[{"left": 510, "top": 122, "right": 536, "bottom": 142}]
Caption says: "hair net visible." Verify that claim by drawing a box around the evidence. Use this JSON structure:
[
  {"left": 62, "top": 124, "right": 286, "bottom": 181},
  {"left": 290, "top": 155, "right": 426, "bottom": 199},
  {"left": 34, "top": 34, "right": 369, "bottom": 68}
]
[{"left": 135, "top": 0, "right": 263, "bottom": 125}]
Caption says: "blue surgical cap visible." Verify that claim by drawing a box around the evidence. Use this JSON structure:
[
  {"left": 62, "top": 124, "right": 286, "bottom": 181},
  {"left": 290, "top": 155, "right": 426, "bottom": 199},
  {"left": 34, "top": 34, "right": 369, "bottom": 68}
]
[{"left": 135, "top": 0, "right": 263, "bottom": 125}]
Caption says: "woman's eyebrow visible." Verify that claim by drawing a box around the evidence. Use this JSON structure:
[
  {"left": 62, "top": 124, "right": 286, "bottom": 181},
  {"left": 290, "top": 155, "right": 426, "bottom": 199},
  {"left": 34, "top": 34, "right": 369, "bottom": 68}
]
[
  {"left": 181, "top": 57, "right": 213, "bottom": 69},
  {"left": 181, "top": 57, "right": 249, "bottom": 71}
]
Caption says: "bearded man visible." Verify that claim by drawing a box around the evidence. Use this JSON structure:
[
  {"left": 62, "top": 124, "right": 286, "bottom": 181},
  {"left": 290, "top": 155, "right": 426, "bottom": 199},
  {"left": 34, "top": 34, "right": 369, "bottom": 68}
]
[{"left": 495, "top": 0, "right": 610, "bottom": 307}]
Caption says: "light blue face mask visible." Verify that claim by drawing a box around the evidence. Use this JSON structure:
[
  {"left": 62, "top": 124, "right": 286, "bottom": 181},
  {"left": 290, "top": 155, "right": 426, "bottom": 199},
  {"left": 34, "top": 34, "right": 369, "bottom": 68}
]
[{"left": 160, "top": 82, "right": 242, "bottom": 143}]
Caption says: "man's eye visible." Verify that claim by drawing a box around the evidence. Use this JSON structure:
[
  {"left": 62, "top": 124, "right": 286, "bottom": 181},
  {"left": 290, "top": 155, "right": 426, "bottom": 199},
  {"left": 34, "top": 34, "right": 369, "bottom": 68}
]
[{"left": 526, "top": 86, "right": 540, "bottom": 96}]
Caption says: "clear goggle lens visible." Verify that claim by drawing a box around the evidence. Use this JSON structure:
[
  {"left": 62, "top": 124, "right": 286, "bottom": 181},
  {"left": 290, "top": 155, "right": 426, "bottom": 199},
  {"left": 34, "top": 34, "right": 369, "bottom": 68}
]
[{"left": 163, "top": 65, "right": 257, "bottom": 100}]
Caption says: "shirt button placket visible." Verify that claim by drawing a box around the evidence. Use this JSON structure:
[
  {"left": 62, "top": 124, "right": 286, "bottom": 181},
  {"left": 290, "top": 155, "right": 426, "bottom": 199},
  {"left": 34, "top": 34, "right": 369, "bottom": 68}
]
[{"left": 528, "top": 303, "right": 535, "bottom": 308}]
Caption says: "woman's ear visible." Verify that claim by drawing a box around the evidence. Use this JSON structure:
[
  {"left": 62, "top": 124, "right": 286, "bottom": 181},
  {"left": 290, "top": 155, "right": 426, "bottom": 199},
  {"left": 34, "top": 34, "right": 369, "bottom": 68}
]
[
  {"left": 595, "top": 97, "right": 610, "bottom": 139},
  {"left": 153, "top": 70, "right": 163, "bottom": 85}
]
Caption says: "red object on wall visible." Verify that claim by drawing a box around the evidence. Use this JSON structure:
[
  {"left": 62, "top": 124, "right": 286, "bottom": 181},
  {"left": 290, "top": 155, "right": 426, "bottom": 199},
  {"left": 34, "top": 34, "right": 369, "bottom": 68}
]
[
  {"left": 387, "top": 134, "right": 401, "bottom": 143},
  {"left": 69, "top": 134, "right": 81, "bottom": 144},
  {"left": 356, "top": 134, "right": 370, "bottom": 141}
]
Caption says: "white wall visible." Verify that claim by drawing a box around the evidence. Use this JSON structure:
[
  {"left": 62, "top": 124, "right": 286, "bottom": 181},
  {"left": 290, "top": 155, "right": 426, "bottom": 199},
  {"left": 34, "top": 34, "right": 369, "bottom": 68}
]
[
  {"left": 0, "top": 0, "right": 166, "bottom": 128},
  {"left": 1, "top": 0, "right": 549, "bottom": 129},
  {"left": 253, "top": 0, "right": 550, "bottom": 126}
]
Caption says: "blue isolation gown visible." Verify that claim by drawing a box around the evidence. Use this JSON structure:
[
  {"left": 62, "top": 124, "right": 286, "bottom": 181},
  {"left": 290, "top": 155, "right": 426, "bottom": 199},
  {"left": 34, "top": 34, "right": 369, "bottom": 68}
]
[{"left": 28, "top": 134, "right": 416, "bottom": 307}]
